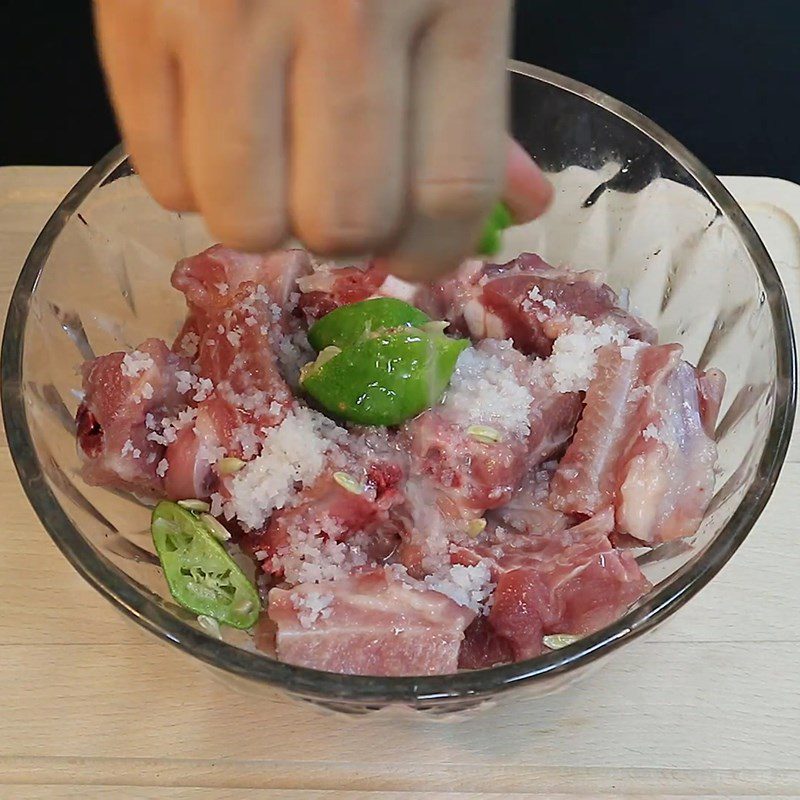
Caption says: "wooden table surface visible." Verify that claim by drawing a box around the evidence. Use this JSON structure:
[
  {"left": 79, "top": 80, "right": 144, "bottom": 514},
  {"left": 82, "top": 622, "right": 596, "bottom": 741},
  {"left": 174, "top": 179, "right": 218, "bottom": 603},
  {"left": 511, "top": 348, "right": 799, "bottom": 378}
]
[{"left": 1, "top": 167, "right": 798, "bottom": 800}]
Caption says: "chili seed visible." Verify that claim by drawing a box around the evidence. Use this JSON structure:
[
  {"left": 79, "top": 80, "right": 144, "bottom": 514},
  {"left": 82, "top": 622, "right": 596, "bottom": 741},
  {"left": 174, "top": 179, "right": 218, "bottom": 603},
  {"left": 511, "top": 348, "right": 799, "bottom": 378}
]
[
  {"left": 467, "top": 425, "right": 503, "bottom": 444},
  {"left": 177, "top": 498, "right": 211, "bottom": 513},
  {"left": 200, "top": 513, "right": 231, "bottom": 542},
  {"left": 466, "top": 518, "right": 487, "bottom": 538},
  {"left": 333, "top": 471, "right": 365, "bottom": 495},
  {"left": 218, "top": 457, "right": 246, "bottom": 475},
  {"left": 543, "top": 634, "right": 581, "bottom": 650},
  {"left": 197, "top": 614, "right": 222, "bottom": 639}
]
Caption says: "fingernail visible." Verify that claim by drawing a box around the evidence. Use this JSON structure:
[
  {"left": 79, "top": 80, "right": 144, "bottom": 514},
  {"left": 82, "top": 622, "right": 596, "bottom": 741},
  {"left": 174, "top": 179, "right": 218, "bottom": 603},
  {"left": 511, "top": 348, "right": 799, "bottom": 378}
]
[{"left": 504, "top": 138, "right": 553, "bottom": 224}]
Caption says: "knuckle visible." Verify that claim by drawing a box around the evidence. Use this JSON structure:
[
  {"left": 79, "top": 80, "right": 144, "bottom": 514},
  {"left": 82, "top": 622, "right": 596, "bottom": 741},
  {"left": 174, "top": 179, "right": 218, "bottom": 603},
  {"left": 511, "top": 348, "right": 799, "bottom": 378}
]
[
  {"left": 208, "top": 210, "right": 287, "bottom": 253},
  {"left": 415, "top": 176, "right": 498, "bottom": 220},
  {"left": 294, "top": 202, "right": 400, "bottom": 256},
  {"left": 300, "top": 221, "right": 390, "bottom": 256},
  {"left": 145, "top": 176, "right": 197, "bottom": 213}
]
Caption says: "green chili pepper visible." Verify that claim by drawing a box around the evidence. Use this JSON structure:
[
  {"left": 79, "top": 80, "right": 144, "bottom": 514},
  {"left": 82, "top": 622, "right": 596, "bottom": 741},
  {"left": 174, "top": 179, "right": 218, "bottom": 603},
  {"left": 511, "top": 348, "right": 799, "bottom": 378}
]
[
  {"left": 308, "top": 297, "right": 430, "bottom": 352},
  {"left": 151, "top": 501, "right": 260, "bottom": 629},
  {"left": 478, "top": 202, "right": 513, "bottom": 256},
  {"left": 301, "top": 327, "right": 468, "bottom": 426}
]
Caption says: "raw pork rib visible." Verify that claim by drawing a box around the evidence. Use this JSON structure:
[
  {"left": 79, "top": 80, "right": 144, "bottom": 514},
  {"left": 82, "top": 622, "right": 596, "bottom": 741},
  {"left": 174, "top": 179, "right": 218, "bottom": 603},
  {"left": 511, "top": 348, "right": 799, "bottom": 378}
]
[
  {"left": 297, "top": 263, "right": 387, "bottom": 322},
  {"left": 551, "top": 343, "right": 720, "bottom": 543},
  {"left": 161, "top": 248, "right": 308, "bottom": 499},
  {"left": 171, "top": 245, "right": 312, "bottom": 312},
  {"left": 433, "top": 254, "right": 656, "bottom": 355},
  {"left": 77, "top": 338, "right": 192, "bottom": 494},
  {"left": 268, "top": 569, "right": 476, "bottom": 676},
  {"left": 245, "top": 463, "right": 404, "bottom": 580},
  {"left": 457, "top": 511, "right": 650, "bottom": 668},
  {"left": 75, "top": 245, "right": 724, "bottom": 677}
]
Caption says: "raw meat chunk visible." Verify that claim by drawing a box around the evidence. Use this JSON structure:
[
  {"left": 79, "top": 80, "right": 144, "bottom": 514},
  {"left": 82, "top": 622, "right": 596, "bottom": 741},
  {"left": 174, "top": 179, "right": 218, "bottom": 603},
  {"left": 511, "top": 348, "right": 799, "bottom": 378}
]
[
  {"left": 76, "top": 338, "right": 192, "bottom": 494},
  {"left": 551, "top": 343, "right": 720, "bottom": 543},
  {"left": 171, "top": 245, "right": 311, "bottom": 312},
  {"left": 457, "top": 513, "right": 650, "bottom": 668},
  {"left": 247, "top": 465, "right": 403, "bottom": 582},
  {"left": 436, "top": 253, "right": 656, "bottom": 355},
  {"left": 297, "top": 263, "right": 387, "bottom": 322},
  {"left": 269, "top": 569, "right": 476, "bottom": 676},
  {"left": 492, "top": 464, "right": 575, "bottom": 537},
  {"left": 616, "top": 356, "right": 718, "bottom": 543},
  {"left": 550, "top": 343, "right": 648, "bottom": 516},
  {"left": 162, "top": 394, "right": 243, "bottom": 500}
]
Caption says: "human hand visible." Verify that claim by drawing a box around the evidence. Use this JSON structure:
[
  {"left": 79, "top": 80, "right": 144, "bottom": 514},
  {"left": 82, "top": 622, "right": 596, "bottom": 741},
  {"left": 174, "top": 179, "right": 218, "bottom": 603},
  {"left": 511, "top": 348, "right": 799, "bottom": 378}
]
[{"left": 94, "top": 0, "right": 551, "bottom": 280}]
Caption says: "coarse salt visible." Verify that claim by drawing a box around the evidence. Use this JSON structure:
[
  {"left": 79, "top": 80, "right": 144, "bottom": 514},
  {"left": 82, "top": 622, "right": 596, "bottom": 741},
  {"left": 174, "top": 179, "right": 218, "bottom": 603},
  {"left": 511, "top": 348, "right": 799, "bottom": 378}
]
[
  {"left": 178, "top": 331, "right": 200, "bottom": 358},
  {"left": 291, "top": 591, "right": 334, "bottom": 629},
  {"left": 226, "top": 408, "right": 343, "bottom": 530},
  {"left": 120, "top": 350, "right": 154, "bottom": 378},
  {"left": 444, "top": 340, "right": 533, "bottom": 438},
  {"left": 620, "top": 340, "right": 645, "bottom": 361},
  {"left": 272, "top": 517, "right": 369, "bottom": 585},
  {"left": 193, "top": 377, "right": 214, "bottom": 402},
  {"left": 424, "top": 560, "right": 496, "bottom": 615},
  {"left": 642, "top": 423, "right": 662, "bottom": 441},
  {"left": 175, "top": 370, "right": 195, "bottom": 395},
  {"left": 546, "top": 315, "right": 627, "bottom": 393}
]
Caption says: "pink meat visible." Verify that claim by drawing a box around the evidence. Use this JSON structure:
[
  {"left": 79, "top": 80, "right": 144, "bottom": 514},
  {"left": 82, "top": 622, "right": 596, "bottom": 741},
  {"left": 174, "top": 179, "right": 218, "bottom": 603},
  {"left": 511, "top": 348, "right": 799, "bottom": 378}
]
[
  {"left": 550, "top": 344, "right": 649, "bottom": 516},
  {"left": 527, "top": 380, "right": 583, "bottom": 464},
  {"left": 394, "top": 338, "right": 582, "bottom": 577},
  {"left": 392, "top": 477, "right": 453, "bottom": 578},
  {"left": 473, "top": 337, "right": 583, "bottom": 464},
  {"left": 616, "top": 357, "right": 719, "bottom": 543},
  {"left": 396, "top": 417, "right": 526, "bottom": 578},
  {"left": 168, "top": 249, "right": 310, "bottom": 498},
  {"left": 195, "top": 297, "right": 293, "bottom": 430},
  {"left": 551, "top": 343, "right": 721, "bottom": 543},
  {"left": 405, "top": 412, "right": 527, "bottom": 514},
  {"left": 297, "top": 263, "right": 388, "bottom": 323},
  {"left": 457, "top": 617, "right": 516, "bottom": 670},
  {"left": 436, "top": 253, "right": 657, "bottom": 355},
  {"left": 163, "top": 393, "right": 243, "bottom": 501},
  {"left": 268, "top": 569, "right": 476, "bottom": 676},
  {"left": 424, "top": 259, "right": 491, "bottom": 335},
  {"left": 492, "top": 464, "right": 576, "bottom": 537},
  {"left": 171, "top": 245, "right": 312, "bottom": 312},
  {"left": 245, "top": 463, "right": 404, "bottom": 573},
  {"left": 76, "top": 338, "right": 192, "bottom": 494},
  {"left": 457, "top": 512, "right": 650, "bottom": 668}
]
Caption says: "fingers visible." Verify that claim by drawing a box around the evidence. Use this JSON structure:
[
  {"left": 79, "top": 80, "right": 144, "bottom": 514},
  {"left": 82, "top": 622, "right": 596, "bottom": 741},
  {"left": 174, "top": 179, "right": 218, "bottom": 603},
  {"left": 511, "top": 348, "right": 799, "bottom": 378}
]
[
  {"left": 173, "top": 3, "right": 290, "bottom": 251},
  {"left": 288, "top": 1, "right": 424, "bottom": 256},
  {"left": 381, "top": 0, "right": 513, "bottom": 280},
  {"left": 96, "top": 0, "right": 548, "bottom": 269},
  {"left": 93, "top": 0, "right": 195, "bottom": 211},
  {"left": 375, "top": 138, "right": 553, "bottom": 278},
  {"left": 504, "top": 138, "right": 553, "bottom": 224}
]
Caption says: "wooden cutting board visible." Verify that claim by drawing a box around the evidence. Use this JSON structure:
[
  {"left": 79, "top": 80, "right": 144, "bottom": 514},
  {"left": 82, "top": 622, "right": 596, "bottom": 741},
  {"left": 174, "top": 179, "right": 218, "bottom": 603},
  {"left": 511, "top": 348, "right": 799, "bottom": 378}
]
[{"left": 1, "top": 167, "right": 798, "bottom": 800}]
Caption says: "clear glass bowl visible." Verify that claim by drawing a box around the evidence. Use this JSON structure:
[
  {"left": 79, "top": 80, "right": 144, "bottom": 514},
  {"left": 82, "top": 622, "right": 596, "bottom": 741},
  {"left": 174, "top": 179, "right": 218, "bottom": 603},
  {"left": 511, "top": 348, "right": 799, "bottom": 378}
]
[{"left": 2, "top": 63, "right": 795, "bottom": 714}]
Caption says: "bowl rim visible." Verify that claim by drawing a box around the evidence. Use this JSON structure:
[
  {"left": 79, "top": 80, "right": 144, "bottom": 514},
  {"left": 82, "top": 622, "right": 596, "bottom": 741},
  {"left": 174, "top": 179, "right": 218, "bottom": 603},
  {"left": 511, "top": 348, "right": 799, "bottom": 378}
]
[{"left": 2, "top": 61, "right": 796, "bottom": 704}]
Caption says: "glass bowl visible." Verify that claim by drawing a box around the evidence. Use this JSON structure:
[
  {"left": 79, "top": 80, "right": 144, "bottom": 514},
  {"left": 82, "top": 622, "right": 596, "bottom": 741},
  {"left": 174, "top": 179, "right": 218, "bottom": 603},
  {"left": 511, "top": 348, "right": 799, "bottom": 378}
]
[{"left": 2, "top": 62, "right": 795, "bottom": 714}]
